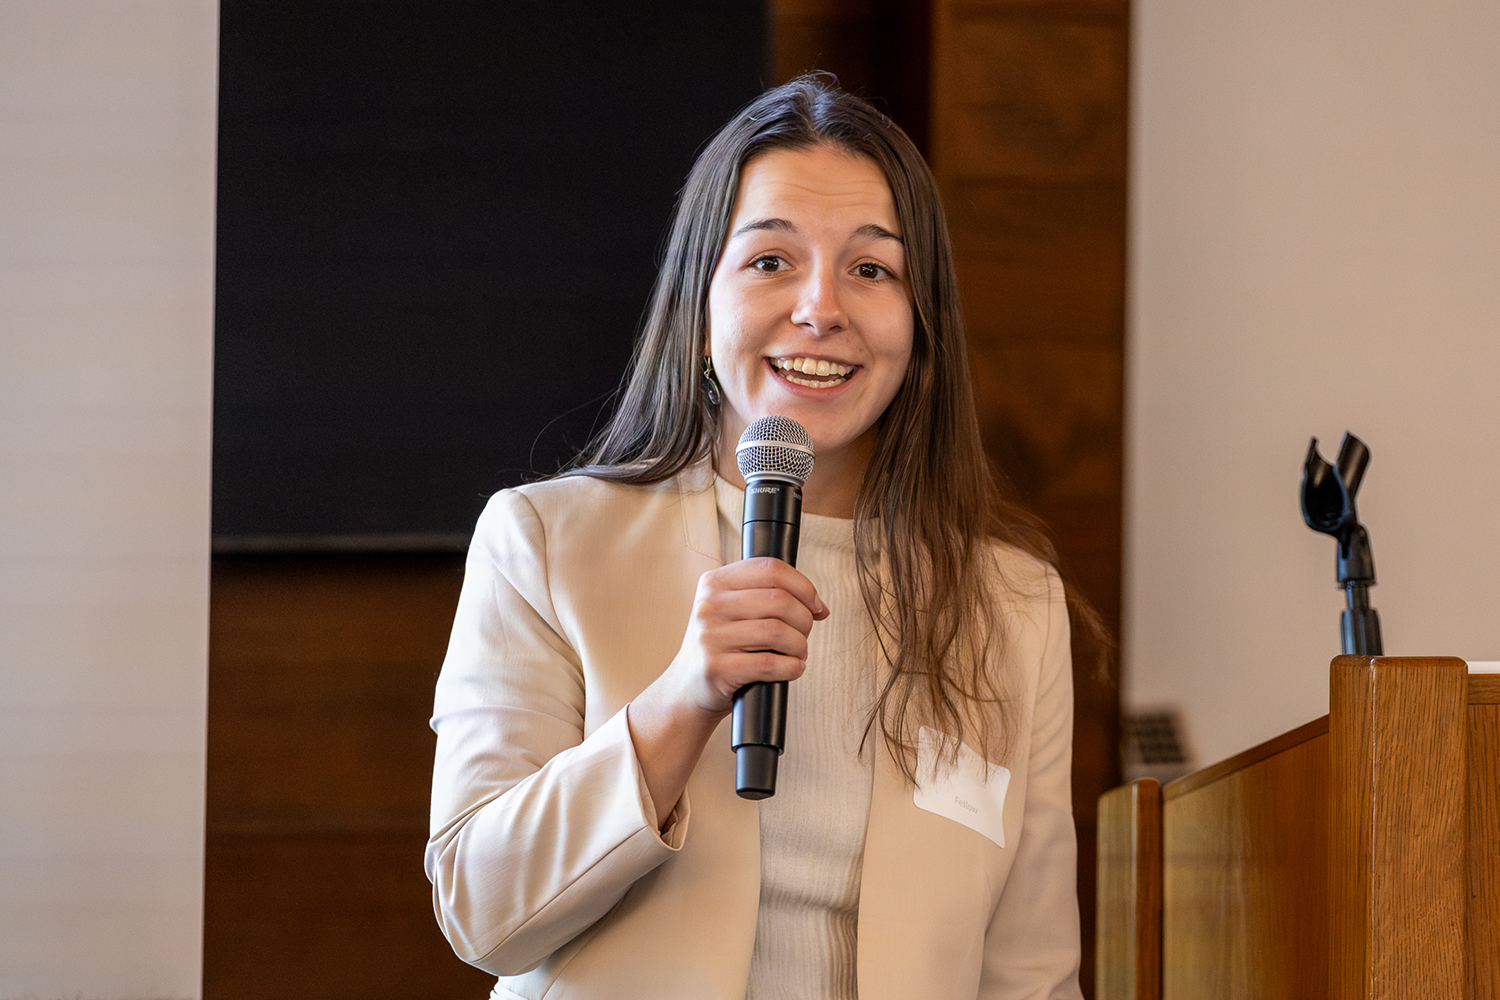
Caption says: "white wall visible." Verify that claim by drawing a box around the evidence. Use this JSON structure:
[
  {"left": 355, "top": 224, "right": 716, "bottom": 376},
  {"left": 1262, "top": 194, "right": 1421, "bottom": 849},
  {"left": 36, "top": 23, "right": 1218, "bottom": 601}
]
[
  {"left": 1128, "top": 0, "right": 1500, "bottom": 765},
  {"left": 0, "top": 2, "right": 217, "bottom": 997}
]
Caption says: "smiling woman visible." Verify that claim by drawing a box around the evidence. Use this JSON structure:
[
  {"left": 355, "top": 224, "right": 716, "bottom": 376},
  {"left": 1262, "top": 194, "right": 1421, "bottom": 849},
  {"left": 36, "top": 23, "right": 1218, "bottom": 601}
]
[
  {"left": 425, "top": 76, "right": 1094, "bottom": 1000},
  {"left": 708, "top": 145, "right": 914, "bottom": 518}
]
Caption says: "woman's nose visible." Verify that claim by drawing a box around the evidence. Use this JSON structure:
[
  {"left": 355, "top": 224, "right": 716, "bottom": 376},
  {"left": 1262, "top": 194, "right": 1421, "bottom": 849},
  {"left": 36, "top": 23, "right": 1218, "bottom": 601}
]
[{"left": 788, "top": 263, "right": 847, "bottom": 335}]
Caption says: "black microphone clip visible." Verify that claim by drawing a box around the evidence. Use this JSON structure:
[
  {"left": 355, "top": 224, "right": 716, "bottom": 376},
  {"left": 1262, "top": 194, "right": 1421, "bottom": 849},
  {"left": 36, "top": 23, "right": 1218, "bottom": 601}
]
[{"left": 1300, "top": 431, "right": 1383, "bottom": 656}]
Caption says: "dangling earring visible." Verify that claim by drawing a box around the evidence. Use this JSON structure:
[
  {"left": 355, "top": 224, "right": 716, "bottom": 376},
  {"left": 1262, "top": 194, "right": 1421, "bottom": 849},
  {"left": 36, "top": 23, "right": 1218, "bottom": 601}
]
[{"left": 701, "top": 354, "right": 721, "bottom": 406}]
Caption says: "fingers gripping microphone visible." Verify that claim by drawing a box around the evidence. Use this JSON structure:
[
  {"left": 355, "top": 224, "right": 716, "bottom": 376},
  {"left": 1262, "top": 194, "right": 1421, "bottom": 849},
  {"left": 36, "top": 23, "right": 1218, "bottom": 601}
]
[{"left": 731, "top": 415, "right": 815, "bottom": 800}]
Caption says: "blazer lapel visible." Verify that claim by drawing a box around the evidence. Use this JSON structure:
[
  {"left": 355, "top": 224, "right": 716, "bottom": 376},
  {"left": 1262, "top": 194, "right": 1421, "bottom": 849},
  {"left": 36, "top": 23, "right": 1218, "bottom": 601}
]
[
  {"left": 857, "top": 738, "right": 998, "bottom": 1000},
  {"left": 677, "top": 461, "right": 722, "bottom": 564}
]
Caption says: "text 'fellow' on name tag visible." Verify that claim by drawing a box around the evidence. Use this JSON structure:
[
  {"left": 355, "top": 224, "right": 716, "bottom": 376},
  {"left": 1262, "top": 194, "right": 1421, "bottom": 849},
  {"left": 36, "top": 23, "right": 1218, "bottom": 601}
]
[{"left": 912, "top": 726, "right": 1010, "bottom": 849}]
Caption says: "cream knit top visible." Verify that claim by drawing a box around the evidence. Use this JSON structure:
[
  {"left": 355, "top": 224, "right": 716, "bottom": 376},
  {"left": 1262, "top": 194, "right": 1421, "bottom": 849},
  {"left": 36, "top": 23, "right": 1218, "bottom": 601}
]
[{"left": 714, "top": 477, "right": 876, "bottom": 1000}]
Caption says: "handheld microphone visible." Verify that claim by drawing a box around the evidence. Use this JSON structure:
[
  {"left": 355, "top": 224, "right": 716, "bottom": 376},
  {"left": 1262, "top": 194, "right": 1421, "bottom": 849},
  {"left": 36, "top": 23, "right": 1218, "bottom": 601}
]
[{"left": 731, "top": 415, "right": 815, "bottom": 800}]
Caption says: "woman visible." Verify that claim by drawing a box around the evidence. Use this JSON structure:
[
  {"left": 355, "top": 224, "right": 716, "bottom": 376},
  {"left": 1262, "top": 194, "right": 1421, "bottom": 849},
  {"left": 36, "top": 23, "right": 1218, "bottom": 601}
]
[{"left": 427, "top": 77, "right": 1085, "bottom": 1000}]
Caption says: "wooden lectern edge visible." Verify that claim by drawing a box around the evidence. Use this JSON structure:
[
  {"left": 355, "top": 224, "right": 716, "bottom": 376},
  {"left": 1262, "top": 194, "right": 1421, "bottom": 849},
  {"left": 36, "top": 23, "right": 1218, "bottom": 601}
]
[
  {"left": 1095, "top": 777, "right": 1163, "bottom": 1000},
  {"left": 1151, "top": 656, "right": 1494, "bottom": 801},
  {"left": 1328, "top": 655, "right": 1470, "bottom": 1000},
  {"left": 1161, "top": 715, "right": 1329, "bottom": 802}
]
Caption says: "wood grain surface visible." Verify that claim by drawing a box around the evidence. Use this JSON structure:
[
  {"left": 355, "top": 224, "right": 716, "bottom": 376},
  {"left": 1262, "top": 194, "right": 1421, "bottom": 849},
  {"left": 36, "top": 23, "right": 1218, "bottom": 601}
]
[
  {"left": 1328, "top": 656, "right": 1468, "bottom": 1000},
  {"left": 1096, "top": 779, "right": 1162, "bottom": 1000},
  {"left": 1136, "top": 658, "right": 1493, "bottom": 999},
  {"left": 769, "top": 0, "right": 932, "bottom": 151},
  {"left": 204, "top": 553, "right": 490, "bottom": 1000},
  {"left": 1471, "top": 672, "right": 1500, "bottom": 705},
  {"left": 927, "top": 2, "right": 1128, "bottom": 991},
  {"left": 1160, "top": 723, "right": 1329, "bottom": 1000},
  {"left": 1469, "top": 701, "right": 1500, "bottom": 999},
  {"left": 1163, "top": 716, "right": 1329, "bottom": 802}
]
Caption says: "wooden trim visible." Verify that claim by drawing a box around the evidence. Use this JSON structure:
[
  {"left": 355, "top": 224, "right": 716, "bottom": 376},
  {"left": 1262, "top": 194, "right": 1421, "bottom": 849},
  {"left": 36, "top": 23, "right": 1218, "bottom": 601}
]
[
  {"left": 1329, "top": 655, "right": 1468, "bottom": 1000},
  {"left": 1096, "top": 779, "right": 1162, "bottom": 1000},
  {"left": 1468, "top": 702, "right": 1500, "bottom": 997},
  {"left": 1468, "top": 673, "right": 1500, "bottom": 704},
  {"left": 1161, "top": 715, "right": 1328, "bottom": 801}
]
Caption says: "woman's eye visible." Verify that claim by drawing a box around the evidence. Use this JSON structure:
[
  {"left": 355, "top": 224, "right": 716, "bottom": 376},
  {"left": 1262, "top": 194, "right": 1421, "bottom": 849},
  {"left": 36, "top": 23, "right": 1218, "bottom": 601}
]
[
  {"left": 855, "top": 262, "right": 888, "bottom": 280},
  {"left": 751, "top": 256, "right": 784, "bottom": 272}
]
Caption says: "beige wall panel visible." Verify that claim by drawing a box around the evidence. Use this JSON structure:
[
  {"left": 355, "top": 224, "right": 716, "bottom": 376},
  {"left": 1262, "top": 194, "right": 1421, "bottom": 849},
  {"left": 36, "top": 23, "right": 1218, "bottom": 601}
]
[
  {"left": 1128, "top": 0, "right": 1500, "bottom": 763},
  {"left": 0, "top": 2, "right": 217, "bottom": 996}
]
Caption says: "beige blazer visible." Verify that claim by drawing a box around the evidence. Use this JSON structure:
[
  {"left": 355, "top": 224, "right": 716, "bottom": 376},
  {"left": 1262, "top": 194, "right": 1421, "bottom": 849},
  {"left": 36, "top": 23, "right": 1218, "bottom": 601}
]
[{"left": 427, "top": 467, "right": 1082, "bottom": 1000}]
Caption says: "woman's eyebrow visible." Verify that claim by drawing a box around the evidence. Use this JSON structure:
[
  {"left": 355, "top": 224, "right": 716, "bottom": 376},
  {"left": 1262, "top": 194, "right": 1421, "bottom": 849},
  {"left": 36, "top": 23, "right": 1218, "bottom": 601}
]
[
  {"left": 854, "top": 223, "right": 903, "bottom": 244},
  {"left": 730, "top": 217, "right": 796, "bottom": 239},
  {"left": 728, "top": 218, "right": 904, "bottom": 244}
]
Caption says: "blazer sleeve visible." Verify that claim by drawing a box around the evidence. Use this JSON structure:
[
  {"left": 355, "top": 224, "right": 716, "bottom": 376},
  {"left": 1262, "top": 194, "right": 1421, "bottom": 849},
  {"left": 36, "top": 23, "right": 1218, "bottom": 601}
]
[
  {"left": 425, "top": 488, "right": 689, "bottom": 976},
  {"left": 979, "top": 567, "right": 1085, "bottom": 1000}
]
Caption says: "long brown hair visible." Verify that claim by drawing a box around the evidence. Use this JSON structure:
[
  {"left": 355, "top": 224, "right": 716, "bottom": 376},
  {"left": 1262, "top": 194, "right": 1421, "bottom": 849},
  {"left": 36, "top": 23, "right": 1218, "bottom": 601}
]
[{"left": 570, "top": 76, "right": 1103, "bottom": 779}]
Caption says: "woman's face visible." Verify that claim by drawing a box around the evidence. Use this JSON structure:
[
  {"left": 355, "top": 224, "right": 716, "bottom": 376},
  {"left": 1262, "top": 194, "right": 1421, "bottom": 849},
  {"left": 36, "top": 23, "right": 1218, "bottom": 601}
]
[{"left": 707, "top": 144, "right": 914, "bottom": 484}]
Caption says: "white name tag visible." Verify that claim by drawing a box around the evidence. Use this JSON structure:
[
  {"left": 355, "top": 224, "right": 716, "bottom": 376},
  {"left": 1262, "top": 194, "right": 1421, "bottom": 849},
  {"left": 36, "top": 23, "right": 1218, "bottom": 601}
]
[{"left": 912, "top": 726, "right": 1011, "bottom": 849}]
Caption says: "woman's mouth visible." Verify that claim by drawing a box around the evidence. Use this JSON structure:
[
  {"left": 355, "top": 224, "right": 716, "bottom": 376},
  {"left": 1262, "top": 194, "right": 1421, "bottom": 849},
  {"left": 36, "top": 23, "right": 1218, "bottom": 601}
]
[{"left": 770, "top": 356, "right": 855, "bottom": 389}]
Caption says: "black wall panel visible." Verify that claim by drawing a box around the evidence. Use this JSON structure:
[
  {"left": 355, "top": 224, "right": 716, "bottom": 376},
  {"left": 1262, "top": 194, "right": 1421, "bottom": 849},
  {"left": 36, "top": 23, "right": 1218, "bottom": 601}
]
[{"left": 213, "top": 1, "right": 768, "bottom": 547}]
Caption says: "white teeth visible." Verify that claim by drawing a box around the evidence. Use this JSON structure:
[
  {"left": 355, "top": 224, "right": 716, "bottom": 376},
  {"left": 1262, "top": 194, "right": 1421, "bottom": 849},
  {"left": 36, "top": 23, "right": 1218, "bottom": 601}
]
[
  {"left": 771, "top": 356, "right": 854, "bottom": 388},
  {"left": 773, "top": 357, "right": 853, "bottom": 377},
  {"left": 783, "top": 373, "right": 840, "bottom": 388}
]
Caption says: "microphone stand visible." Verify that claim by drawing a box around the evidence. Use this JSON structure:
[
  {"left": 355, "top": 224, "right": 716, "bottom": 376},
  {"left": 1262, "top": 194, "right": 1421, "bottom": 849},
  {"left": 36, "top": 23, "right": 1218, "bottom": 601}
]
[{"left": 1300, "top": 432, "right": 1383, "bottom": 655}]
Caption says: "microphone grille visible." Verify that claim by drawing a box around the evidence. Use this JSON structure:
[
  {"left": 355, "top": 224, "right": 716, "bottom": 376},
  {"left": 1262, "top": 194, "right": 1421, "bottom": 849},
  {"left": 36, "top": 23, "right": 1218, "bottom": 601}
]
[{"left": 735, "top": 415, "right": 816, "bottom": 485}]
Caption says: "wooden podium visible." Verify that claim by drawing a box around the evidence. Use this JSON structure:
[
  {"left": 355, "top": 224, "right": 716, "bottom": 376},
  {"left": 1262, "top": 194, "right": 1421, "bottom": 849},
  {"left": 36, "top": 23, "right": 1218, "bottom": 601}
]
[{"left": 1096, "top": 656, "right": 1500, "bottom": 1000}]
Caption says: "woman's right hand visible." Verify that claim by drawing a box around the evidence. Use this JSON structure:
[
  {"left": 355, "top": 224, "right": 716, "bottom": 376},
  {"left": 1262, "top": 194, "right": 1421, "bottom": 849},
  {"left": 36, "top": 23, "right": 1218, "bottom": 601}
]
[
  {"left": 664, "top": 556, "right": 830, "bottom": 716},
  {"left": 626, "top": 557, "right": 829, "bottom": 827}
]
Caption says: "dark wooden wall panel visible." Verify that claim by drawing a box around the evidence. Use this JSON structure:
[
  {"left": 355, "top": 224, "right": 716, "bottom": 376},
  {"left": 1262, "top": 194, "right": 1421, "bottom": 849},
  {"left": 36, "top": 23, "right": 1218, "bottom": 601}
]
[
  {"left": 205, "top": 554, "right": 489, "bottom": 999},
  {"left": 929, "top": 1, "right": 1128, "bottom": 995},
  {"left": 769, "top": 0, "right": 932, "bottom": 150}
]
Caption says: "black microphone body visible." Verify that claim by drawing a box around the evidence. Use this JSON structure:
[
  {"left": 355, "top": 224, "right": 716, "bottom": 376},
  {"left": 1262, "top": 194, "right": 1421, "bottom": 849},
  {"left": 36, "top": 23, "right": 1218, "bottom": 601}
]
[{"left": 731, "top": 479, "right": 802, "bottom": 799}]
